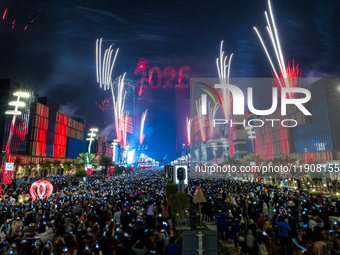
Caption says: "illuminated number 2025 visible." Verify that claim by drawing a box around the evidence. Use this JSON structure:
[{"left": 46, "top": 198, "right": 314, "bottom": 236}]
[{"left": 134, "top": 66, "right": 190, "bottom": 91}]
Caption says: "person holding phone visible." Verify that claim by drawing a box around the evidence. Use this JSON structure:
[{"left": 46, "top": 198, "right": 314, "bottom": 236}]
[
  {"left": 275, "top": 216, "right": 291, "bottom": 254},
  {"left": 84, "top": 245, "right": 91, "bottom": 255}
]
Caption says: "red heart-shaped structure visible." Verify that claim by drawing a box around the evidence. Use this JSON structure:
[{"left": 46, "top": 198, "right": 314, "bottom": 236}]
[{"left": 30, "top": 180, "right": 53, "bottom": 202}]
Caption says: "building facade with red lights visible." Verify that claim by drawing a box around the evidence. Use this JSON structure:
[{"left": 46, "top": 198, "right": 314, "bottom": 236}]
[
  {"left": 246, "top": 78, "right": 340, "bottom": 163},
  {"left": 0, "top": 79, "right": 86, "bottom": 164}
]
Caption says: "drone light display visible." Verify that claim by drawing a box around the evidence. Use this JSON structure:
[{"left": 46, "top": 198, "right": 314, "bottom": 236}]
[{"left": 29, "top": 180, "right": 53, "bottom": 202}]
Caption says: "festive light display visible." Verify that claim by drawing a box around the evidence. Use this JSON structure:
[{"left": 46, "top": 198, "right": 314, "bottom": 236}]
[
  {"left": 2, "top": 8, "right": 8, "bottom": 20},
  {"left": 254, "top": 0, "right": 301, "bottom": 99},
  {"left": 196, "top": 99, "right": 207, "bottom": 142},
  {"left": 216, "top": 41, "right": 233, "bottom": 120},
  {"left": 134, "top": 63, "right": 147, "bottom": 97},
  {"left": 162, "top": 66, "right": 176, "bottom": 89},
  {"left": 208, "top": 101, "right": 219, "bottom": 139},
  {"left": 148, "top": 67, "right": 162, "bottom": 89},
  {"left": 98, "top": 97, "right": 113, "bottom": 112},
  {"left": 139, "top": 110, "right": 148, "bottom": 145},
  {"left": 178, "top": 66, "right": 191, "bottom": 89},
  {"left": 136, "top": 58, "right": 149, "bottom": 73},
  {"left": 96, "top": 38, "right": 119, "bottom": 91},
  {"left": 111, "top": 73, "right": 129, "bottom": 145},
  {"left": 186, "top": 117, "right": 192, "bottom": 145},
  {"left": 3, "top": 170, "right": 13, "bottom": 184},
  {"left": 134, "top": 64, "right": 190, "bottom": 92},
  {"left": 29, "top": 180, "right": 53, "bottom": 202}
]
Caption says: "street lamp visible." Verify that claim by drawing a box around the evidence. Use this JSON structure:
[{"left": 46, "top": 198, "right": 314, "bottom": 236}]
[
  {"left": 85, "top": 128, "right": 98, "bottom": 175},
  {"left": 5, "top": 92, "right": 30, "bottom": 115},
  {"left": 3, "top": 91, "right": 30, "bottom": 170},
  {"left": 86, "top": 128, "right": 98, "bottom": 154}
]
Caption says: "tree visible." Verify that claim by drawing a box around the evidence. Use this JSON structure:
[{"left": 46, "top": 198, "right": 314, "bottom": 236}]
[
  {"left": 169, "top": 192, "right": 189, "bottom": 232},
  {"left": 14, "top": 156, "right": 24, "bottom": 180},
  {"left": 223, "top": 156, "right": 241, "bottom": 166},
  {"left": 75, "top": 169, "right": 87, "bottom": 178},
  {"left": 39, "top": 160, "right": 52, "bottom": 176},
  {"left": 75, "top": 153, "right": 99, "bottom": 168},
  {"left": 63, "top": 161, "right": 73, "bottom": 173},
  {"left": 165, "top": 182, "right": 178, "bottom": 198},
  {"left": 100, "top": 156, "right": 113, "bottom": 179},
  {"left": 242, "top": 153, "right": 265, "bottom": 166},
  {"left": 28, "top": 161, "right": 37, "bottom": 177},
  {"left": 114, "top": 166, "right": 125, "bottom": 175},
  {"left": 53, "top": 160, "right": 61, "bottom": 175}
]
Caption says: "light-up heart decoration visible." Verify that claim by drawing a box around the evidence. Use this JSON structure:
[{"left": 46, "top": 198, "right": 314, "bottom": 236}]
[{"left": 29, "top": 180, "right": 53, "bottom": 202}]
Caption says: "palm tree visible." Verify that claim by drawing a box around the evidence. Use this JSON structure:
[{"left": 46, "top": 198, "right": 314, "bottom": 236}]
[
  {"left": 242, "top": 153, "right": 265, "bottom": 166},
  {"left": 100, "top": 156, "right": 114, "bottom": 179},
  {"left": 53, "top": 160, "right": 61, "bottom": 175},
  {"left": 223, "top": 156, "right": 241, "bottom": 166},
  {"left": 63, "top": 161, "right": 73, "bottom": 174},
  {"left": 28, "top": 161, "right": 37, "bottom": 177},
  {"left": 75, "top": 153, "right": 99, "bottom": 168},
  {"left": 14, "top": 156, "right": 24, "bottom": 180},
  {"left": 39, "top": 160, "right": 52, "bottom": 176},
  {"left": 27, "top": 161, "right": 37, "bottom": 177}
]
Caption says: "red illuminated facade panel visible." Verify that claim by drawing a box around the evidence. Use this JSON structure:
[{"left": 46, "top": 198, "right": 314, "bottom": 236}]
[
  {"left": 29, "top": 103, "right": 49, "bottom": 157},
  {"left": 54, "top": 112, "right": 84, "bottom": 158}
]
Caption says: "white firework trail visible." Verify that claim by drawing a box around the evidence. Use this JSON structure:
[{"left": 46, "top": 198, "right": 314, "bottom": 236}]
[
  {"left": 140, "top": 110, "right": 148, "bottom": 144},
  {"left": 216, "top": 41, "right": 233, "bottom": 120},
  {"left": 122, "top": 111, "right": 129, "bottom": 146},
  {"left": 196, "top": 99, "right": 206, "bottom": 142},
  {"left": 208, "top": 101, "right": 220, "bottom": 138},
  {"left": 195, "top": 149, "right": 199, "bottom": 163},
  {"left": 201, "top": 145, "right": 207, "bottom": 163},
  {"left": 253, "top": 0, "right": 286, "bottom": 88},
  {"left": 96, "top": 38, "right": 119, "bottom": 90},
  {"left": 186, "top": 117, "right": 192, "bottom": 145},
  {"left": 111, "top": 73, "right": 128, "bottom": 144}
]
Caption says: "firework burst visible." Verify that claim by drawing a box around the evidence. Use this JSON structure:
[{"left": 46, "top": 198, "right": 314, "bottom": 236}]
[
  {"left": 96, "top": 38, "right": 119, "bottom": 91},
  {"left": 208, "top": 101, "right": 219, "bottom": 139},
  {"left": 111, "top": 73, "right": 128, "bottom": 145},
  {"left": 254, "top": 0, "right": 301, "bottom": 98},
  {"left": 216, "top": 41, "right": 233, "bottom": 120},
  {"left": 136, "top": 58, "right": 149, "bottom": 73}
]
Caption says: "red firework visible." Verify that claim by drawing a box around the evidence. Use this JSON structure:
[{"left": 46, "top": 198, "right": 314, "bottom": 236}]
[
  {"left": 272, "top": 60, "right": 301, "bottom": 99},
  {"left": 136, "top": 58, "right": 149, "bottom": 73},
  {"left": 98, "top": 97, "right": 113, "bottom": 112}
]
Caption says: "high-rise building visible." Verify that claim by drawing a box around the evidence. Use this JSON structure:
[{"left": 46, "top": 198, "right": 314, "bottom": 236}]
[{"left": 250, "top": 78, "right": 340, "bottom": 162}]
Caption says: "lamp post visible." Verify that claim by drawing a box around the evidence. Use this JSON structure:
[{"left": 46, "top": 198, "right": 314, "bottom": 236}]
[
  {"left": 85, "top": 128, "right": 98, "bottom": 177},
  {"left": 3, "top": 92, "right": 30, "bottom": 176}
]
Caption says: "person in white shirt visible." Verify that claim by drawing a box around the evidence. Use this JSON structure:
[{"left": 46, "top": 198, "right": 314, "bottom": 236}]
[{"left": 113, "top": 207, "right": 121, "bottom": 223}]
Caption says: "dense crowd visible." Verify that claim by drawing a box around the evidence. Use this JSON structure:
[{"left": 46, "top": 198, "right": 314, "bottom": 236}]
[{"left": 1, "top": 170, "right": 340, "bottom": 255}]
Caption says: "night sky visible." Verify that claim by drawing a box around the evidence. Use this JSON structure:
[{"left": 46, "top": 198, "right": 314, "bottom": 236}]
[{"left": 1, "top": 0, "right": 340, "bottom": 163}]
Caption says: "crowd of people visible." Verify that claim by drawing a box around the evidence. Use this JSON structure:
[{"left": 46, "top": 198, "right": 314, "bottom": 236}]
[
  {"left": 1, "top": 169, "right": 340, "bottom": 255},
  {"left": 189, "top": 174, "right": 340, "bottom": 255}
]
